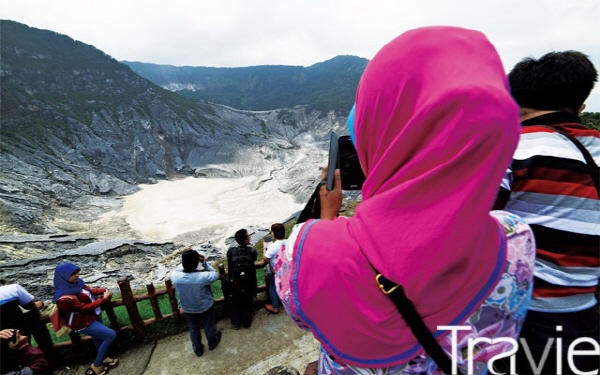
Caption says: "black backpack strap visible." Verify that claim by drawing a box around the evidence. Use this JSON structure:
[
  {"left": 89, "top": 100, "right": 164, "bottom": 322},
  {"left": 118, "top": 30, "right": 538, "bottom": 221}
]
[
  {"left": 537, "top": 125, "right": 600, "bottom": 194},
  {"left": 237, "top": 246, "right": 249, "bottom": 258},
  {"left": 375, "top": 271, "right": 463, "bottom": 375},
  {"left": 297, "top": 180, "right": 325, "bottom": 223}
]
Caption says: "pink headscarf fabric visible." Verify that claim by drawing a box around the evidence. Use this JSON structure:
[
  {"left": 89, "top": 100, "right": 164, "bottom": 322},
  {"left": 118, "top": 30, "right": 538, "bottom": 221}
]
[{"left": 287, "top": 26, "right": 521, "bottom": 367}]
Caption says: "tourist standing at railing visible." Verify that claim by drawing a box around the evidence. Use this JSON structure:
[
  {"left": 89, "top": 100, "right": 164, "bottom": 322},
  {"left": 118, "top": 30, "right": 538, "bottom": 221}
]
[
  {"left": 53, "top": 263, "right": 119, "bottom": 375},
  {"left": 0, "top": 283, "right": 56, "bottom": 365},
  {"left": 0, "top": 283, "right": 44, "bottom": 334},
  {"left": 171, "top": 249, "right": 222, "bottom": 357},
  {"left": 227, "top": 228, "right": 258, "bottom": 329},
  {"left": 263, "top": 223, "right": 286, "bottom": 314}
]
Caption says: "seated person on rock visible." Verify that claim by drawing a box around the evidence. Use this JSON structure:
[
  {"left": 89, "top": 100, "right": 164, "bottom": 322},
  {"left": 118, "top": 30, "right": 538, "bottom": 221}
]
[{"left": 0, "top": 328, "right": 50, "bottom": 375}]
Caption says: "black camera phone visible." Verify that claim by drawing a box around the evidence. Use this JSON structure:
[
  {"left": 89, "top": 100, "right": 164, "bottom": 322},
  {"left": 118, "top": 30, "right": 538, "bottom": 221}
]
[
  {"left": 326, "top": 131, "right": 339, "bottom": 190},
  {"left": 337, "top": 135, "right": 365, "bottom": 190},
  {"left": 11, "top": 329, "right": 17, "bottom": 344},
  {"left": 326, "top": 131, "right": 366, "bottom": 191}
]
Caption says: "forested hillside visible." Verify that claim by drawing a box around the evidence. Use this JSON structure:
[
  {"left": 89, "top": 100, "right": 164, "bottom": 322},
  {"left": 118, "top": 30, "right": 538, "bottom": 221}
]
[
  {"left": 581, "top": 112, "right": 600, "bottom": 131},
  {"left": 123, "top": 55, "right": 368, "bottom": 114}
]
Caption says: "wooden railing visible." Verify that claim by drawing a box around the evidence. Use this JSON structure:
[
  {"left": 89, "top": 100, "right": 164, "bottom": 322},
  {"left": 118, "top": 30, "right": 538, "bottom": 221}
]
[{"left": 37, "top": 261, "right": 267, "bottom": 355}]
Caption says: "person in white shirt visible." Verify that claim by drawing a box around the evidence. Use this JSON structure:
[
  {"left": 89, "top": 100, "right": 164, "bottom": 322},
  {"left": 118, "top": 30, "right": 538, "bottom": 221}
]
[
  {"left": 0, "top": 283, "right": 56, "bottom": 367},
  {"left": 263, "top": 223, "right": 286, "bottom": 314}
]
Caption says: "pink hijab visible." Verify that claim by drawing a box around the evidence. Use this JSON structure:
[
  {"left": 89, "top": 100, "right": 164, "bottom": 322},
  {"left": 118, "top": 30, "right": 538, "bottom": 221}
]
[{"left": 287, "top": 26, "right": 520, "bottom": 367}]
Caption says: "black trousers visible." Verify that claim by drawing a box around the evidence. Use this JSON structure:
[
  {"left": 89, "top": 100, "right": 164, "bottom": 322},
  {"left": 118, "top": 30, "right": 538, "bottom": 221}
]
[{"left": 230, "top": 292, "right": 254, "bottom": 328}]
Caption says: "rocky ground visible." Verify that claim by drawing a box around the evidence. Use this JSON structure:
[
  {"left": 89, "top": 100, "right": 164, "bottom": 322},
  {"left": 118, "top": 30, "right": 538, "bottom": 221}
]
[{"left": 0, "top": 175, "right": 301, "bottom": 298}]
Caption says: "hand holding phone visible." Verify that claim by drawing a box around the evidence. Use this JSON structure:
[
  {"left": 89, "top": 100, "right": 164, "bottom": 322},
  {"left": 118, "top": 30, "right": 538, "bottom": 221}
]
[{"left": 319, "top": 165, "right": 343, "bottom": 219}]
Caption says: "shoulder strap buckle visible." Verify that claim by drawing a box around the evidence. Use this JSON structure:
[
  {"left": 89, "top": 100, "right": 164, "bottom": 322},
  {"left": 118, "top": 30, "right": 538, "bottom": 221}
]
[{"left": 375, "top": 273, "right": 400, "bottom": 295}]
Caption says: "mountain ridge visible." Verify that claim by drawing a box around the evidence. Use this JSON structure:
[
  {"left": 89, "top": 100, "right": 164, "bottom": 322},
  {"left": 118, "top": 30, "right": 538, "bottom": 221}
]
[
  {"left": 122, "top": 55, "right": 367, "bottom": 113},
  {"left": 0, "top": 20, "right": 349, "bottom": 236}
]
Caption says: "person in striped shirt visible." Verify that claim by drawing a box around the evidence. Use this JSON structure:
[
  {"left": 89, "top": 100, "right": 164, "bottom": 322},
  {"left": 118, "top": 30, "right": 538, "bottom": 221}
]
[{"left": 494, "top": 50, "right": 600, "bottom": 374}]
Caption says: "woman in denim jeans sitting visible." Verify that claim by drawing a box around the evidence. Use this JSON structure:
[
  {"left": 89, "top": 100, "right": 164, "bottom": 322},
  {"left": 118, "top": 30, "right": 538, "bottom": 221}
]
[{"left": 53, "top": 262, "right": 119, "bottom": 375}]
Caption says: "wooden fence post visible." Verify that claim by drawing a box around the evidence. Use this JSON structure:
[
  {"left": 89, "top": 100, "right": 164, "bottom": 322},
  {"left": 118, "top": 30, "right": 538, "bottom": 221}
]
[
  {"left": 103, "top": 303, "right": 120, "bottom": 331},
  {"left": 165, "top": 279, "right": 180, "bottom": 319},
  {"left": 146, "top": 283, "right": 163, "bottom": 320},
  {"left": 118, "top": 278, "right": 146, "bottom": 340}
]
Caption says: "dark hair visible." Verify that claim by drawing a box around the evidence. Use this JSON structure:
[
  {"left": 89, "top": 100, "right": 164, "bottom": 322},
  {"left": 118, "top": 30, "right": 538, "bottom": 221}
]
[
  {"left": 508, "top": 50, "right": 598, "bottom": 113},
  {"left": 235, "top": 229, "right": 248, "bottom": 246},
  {"left": 181, "top": 249, "right": 200, "bottom": 272},
  {"left": 271, "top": 223, "right": 285, "bottom": 240}
]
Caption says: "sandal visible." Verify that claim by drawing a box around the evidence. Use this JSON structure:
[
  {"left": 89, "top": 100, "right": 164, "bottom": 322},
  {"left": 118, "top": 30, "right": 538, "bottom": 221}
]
[
  {"left": 102, "top": 357, "right": 119, "bottom": 369},
  {"left": 85, "top": 366, "right": 107, "bottom": 375}
]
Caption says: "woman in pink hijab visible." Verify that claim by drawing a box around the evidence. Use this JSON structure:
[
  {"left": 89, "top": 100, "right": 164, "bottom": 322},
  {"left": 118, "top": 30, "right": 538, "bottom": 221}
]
[{"left": 275, "top": 26, "right": 535, "bottom": 374}]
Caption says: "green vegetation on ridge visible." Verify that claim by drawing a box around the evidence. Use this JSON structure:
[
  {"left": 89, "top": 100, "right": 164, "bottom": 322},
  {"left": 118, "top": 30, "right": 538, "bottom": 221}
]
[{"left": 123, "top": 55, "right": 368, "bottom": 114}]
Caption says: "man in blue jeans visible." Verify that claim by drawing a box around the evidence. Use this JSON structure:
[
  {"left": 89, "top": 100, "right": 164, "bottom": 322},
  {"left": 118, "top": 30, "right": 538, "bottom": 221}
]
[{"left": 172, "top": 249, "right": 222, "bottom": 357}]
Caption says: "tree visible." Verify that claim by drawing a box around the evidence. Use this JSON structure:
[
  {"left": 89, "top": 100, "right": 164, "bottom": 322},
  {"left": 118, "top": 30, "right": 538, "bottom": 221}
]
[{"left": 580, "top": 112, "right": 600, "bottom": 131}]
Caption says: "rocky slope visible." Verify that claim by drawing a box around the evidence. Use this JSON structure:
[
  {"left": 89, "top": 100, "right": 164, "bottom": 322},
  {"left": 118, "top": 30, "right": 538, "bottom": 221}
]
[{"left": 0, "top": 20, "right": 350, "bottom": 295}]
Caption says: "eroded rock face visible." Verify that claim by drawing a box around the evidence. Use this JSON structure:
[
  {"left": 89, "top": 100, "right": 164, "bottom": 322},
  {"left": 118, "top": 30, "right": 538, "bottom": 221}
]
[
  {"left": 1, "top": 106, "right": 342, "bottom": 232},
  {"left": 0, "top": 104, "right": 346, "bottom": 298},
  {"left": 0, "top": 236, "right": 175, "bottom": 298},
  {"left": 0, "top": 225, "right": 272, "bottom": 298}
]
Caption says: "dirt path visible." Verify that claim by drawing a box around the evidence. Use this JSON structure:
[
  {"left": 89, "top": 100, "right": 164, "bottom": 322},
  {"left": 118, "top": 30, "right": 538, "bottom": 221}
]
[{"left": 54, "top": 309, "right": 319, "bottom": 375}]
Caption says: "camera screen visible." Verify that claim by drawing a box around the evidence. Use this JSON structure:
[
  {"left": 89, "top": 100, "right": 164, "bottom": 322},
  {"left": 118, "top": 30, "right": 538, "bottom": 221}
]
[{"left": 337, "top": 136, "right": 365, "bottom": 190}]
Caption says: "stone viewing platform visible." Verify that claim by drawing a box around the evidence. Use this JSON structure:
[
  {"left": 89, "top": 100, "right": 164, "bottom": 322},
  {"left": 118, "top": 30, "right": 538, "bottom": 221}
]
[{"left": 53, "top": 308, "right": 320, "bottom": 375}]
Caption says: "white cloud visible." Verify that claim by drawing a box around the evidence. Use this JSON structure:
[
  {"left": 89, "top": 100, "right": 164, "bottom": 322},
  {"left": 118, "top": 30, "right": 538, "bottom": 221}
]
[{"left": 1, "top": 0, "right": 599, "bottom": 110}]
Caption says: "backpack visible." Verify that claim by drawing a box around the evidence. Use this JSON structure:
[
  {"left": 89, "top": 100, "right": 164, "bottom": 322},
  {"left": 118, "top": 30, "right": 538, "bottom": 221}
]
[
  {"left": 50, "top": 296, "right": 76, "bottom": 337},
  {"left": 228, "top": 246, "right": 256, "bottom": 294}
]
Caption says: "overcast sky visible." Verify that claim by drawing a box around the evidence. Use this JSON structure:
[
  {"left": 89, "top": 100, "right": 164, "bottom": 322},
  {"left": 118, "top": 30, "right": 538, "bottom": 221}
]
[{"left": 2, "top": 0, "right": 599, "bottom": 111}]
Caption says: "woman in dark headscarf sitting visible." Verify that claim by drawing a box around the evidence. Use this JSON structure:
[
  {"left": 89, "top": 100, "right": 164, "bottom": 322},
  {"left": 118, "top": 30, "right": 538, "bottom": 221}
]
[{"left": 53, "top": 263, "right": 119, "bottom": 375}]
